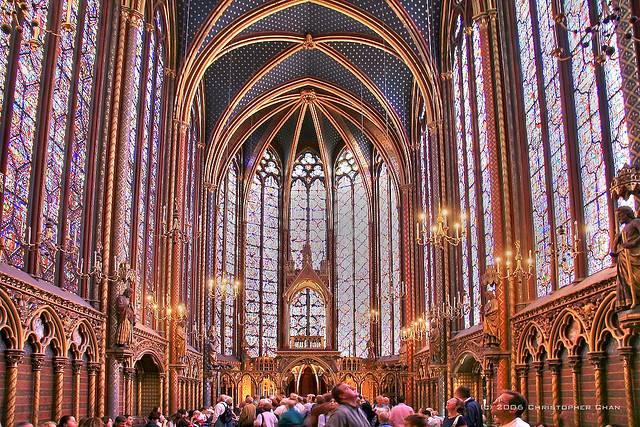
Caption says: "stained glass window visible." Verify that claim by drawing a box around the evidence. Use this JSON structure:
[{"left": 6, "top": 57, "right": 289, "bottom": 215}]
[
  {"left": 335, "top": 148, "right": 370, "bottom": 357},
  {"left": 378, "top": 163, "right": 401, "bottom": 356},
  {"left": 450, "top": 18, "right": 497, "bottom": 325},
  {"left": 513, "top": 0, "right": 629, "bottom": 296},
  {"left": 245, "top": 149, "right": 281, "bottom": 357},
  {"left": 290, "top": 151, "right": 326, "bottom": 270},
  {"left": 1, "top": 0, "right": 50, "bottom": 267},
  {"left": 420, "top": 123, "right": 435, "bottom": 312},
  {"left": 290, "top": 288, "right": 326, "bottom": 339},
  {"left": 215, "top": 162, "right": 238, "bottom": 355}
]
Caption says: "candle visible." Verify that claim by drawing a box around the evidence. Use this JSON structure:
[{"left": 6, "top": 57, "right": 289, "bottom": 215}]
[{"left": 64, "top": 2, "right": 72, "bottom": 27}]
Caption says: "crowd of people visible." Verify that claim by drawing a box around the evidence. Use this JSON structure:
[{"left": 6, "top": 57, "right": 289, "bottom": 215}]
[{"left": 11, "top": 385, "right": 531, "bottom": 427}]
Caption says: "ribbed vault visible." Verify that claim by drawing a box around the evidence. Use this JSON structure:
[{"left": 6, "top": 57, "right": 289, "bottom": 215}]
[{"left": 175, "top": 0, "right": 441, "bottom": 190}]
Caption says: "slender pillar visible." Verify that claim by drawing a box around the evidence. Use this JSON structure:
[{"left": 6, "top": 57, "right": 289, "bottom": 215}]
[
  {"left": 137, "top": 373, "right": 142, "bottom": 416},
  {"left": 88, "top": 362, "right": 101, "bottom": 417},
  {"left": 4, "top": 350, "right": 23, "bottom": 427},
  {"left": 32, "top": 353, "right": 45, "bottom": 426},
  {"left": 568, "top": 355, "right": 581, "bottom": 427},
  {"left": 619, "top": 347, "right": 637, "bottom": 427},
  {"left": 548, "top": 359, "right": 561, "bottom": 427},
  {"left": 515, "top": 365, "right": 528, "bottom": 422},
  {"left": 588, "top": 352, "right": 606, "bottom": 427},
  {"left": 73, "top": 359, "right": 84, "bottom": 419},
  {"left": 125, "top": 367, "right": 136, "bottom": 416},
  {"left": 159, "top": 373, "right": 166, "bottom": 413},
  {"left": 53, "top": 357, "right": 68, "bottom": 421},
  {"left": 532, "top": 361, "right": 544, "bottom": 424}
]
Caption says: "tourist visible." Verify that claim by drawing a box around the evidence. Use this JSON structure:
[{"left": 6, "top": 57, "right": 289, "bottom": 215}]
[
  {"left": 403, "top": 415, "right": 428, "bottom": 427},
  {"left": 40, "top": 422, "right": 58, "bottom": 427},
  {"left": 114, "top": 417, "right": 127, "bottom": 427},
  {"left": 100, "top": 417, "right": 113, "bottom": 427},
  {"left": 454, "top": 387, "right": 482, "bottom": 427},
  {"left": 311, "top": 393, "right": 337, "bottom": 427},
  {"left": 359, "top": 396, "right": 375, "bottom": 426},
  {"left": 279, "top": 399, "right": 304, "bottom": 427},
  {"left": 441, "top": 399, "right": 466, "bottom": 427},
  {"left": 275, "top": 399, "right": 290, "bottom": 418},
  {"left": 240, "top": 396, "right": 258, "bottom": 427},
  {"left": 59, "top": 416, "right": 78, "bottom": 427},
  {"left": 15, "top": 423, "right": 34, "bottom": 427},
  {"left": 305, "top": 395, "right": 316, "bottom": 413},
  {"left": 254, "top": 402, "right": 278, "bottom": 427},
  {"left": 491, "top": 391, "right": 529, "bottom": 427},
  {"left": 80, "top": 418, "right": 105, "bottom": 427},
  {"left": 423, "top": 409, "right": 442, "bottom": 427},
  {"left": 325, "top": 383, "right": 370, "bottom": 427},
  {"left": 388, "top": 397, "right": 414, "bottom": 427},
  {"left": 376, "top": 411, "right": 391, "bottom": 427}
]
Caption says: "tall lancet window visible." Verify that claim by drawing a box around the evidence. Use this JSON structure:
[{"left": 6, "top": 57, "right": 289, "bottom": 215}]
[
  {"left": 378, "top": 163, "right": 401, "bottom": 356},
  {"left": 290, "top": 151, "right": 327, "bottom": 270},
  {"left": 245, "top": 149, "right": 281, "bottom": 357},
  {"left": 513, "top": 0, "right": 630, "bottom": 296},
  {"left": 215, "top": 162, "right": 238, "bottom": 355},
  {"left": 335, "top": 148, "right": 370, "bottom": 357}
]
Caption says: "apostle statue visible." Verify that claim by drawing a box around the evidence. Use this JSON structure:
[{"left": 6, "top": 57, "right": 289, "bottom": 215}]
[
  {"left": 115, "top": 287, "right": 135, "bottom": 347},
  {"left": 610, "top": 206, "right": 640, "bottom": 310},
  {"left": 366, "top": 338, "right": 376, "bottom": 360},
  {"left": 175, "top": 320, "right": 187, "bottom": 362},
  {"left": 482, "top": 289, "right": 500, "bottom": 347}
]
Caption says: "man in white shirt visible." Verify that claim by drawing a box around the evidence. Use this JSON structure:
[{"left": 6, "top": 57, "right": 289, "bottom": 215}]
[
  {"left": 212, "top": 395, "right": 230, "bottom": 426},
  {"left": 491, "top": 391, "right": 530, "bottom": 427}
]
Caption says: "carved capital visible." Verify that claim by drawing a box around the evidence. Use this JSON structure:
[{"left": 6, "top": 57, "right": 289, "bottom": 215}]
[
  {"left": 124, "top": 367, "right": 137, "bottom": 379},
  {"left": 32, "top": 353, "right": 45, "bottom": 371},
  {"left": 567, "top": 355, "right": 581, "bottom": 371},
  {"left": 72, "top": 359, "right": 84, "bottom": 375},
  {"left": 618, "top": 346, "right": 634, "bottom": 363},
  {"left": 531, "top": 361, "right": 545, "bottom": 374},
  {"left": 514, "top": 364, "right": 528, "bottom": 376},
  {"left": 164, "top": 67, "right": 176, "bottom": 79},
  {"left": 588, "top": 351, "right": 606, "bottom": 369},
  {"left": 440, "top": 71, "right": 452, "bottom": 81},
  {"left": 547, "top": 358, "right": 562, "bottom": 374},
  {"left": 5, "top": 349, "right": 23, "bottom": 368},
  {"left": 87, "top": 362, "right": 101, "bottom": 375},
  {"left": 53, "top": 357, "right": 68, "bottom": 373}
]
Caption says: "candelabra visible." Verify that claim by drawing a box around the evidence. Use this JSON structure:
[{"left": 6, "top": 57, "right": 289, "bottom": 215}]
[
  {"left": 160, "top": 205, "right": 192, "bottom": 243},
  {"left": 494, "top": 241, "right": 534, "bottom": 281},
  {"left": 551, "top": 3, "right": 639, "bottom": 63},
  {"left": 416, "top": 208, "right": 465, "bottom": 249},
  {"left": 367, "top": 308, "right": 380, "bottom": 325},
  {"left": 547, "top": 221, "right": 585, "bottom": 275},
  {"left": 145, "top": 294, "right": 188, "bottom": 322},
  {"left": 1, "top": 1, "right": 75, "bottom": 47},
  {"left": 207, "top": 273, "right": 241, "bottom": 300}
]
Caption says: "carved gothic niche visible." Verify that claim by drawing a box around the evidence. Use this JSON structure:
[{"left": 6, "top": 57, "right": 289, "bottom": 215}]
[
  {"left": 26, "top": 308, "right": 65, "bottom": 356},
  {"left": 282, "top": 246, "right": 333, "bottom": 350},
  {"left": 69, "top": 321, "right": 97, "bottom": 363}
]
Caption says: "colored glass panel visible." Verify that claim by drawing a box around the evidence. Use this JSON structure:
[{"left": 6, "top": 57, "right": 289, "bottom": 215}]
[
  {"left": 290, "top": 151, "right": 326, "bottom": 270},
  {"left": 290, "top": 288, "right": 326, "bottom": 339},
  {"left": 564, "top": 0, "right": 609, "bottom": 275},
  {"left": 514, "top": 0, "right": 553, "bottom": 294},
  {"left": 245, "top": 150, "right": 280, "bottom": 357},
  {"left": 1, "top": 0, "right": 50, "bottom": 267},
  {"left": 335, "top": 149, "right": 370, "bottom": 357}
]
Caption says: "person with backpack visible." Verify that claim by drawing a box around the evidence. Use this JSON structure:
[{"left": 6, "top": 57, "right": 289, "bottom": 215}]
[
  {"left": 213, "top": 396, "right": 236, "bottom": 427},
  {"left": 442, "top": 399, "right": 467, "bottom": 427},
  {"left": 278, "top": 400, "right": 304, "bottom": 427}
]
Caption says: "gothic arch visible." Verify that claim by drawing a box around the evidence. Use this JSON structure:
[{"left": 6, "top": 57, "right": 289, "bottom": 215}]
[
  {"left": 0, "top": 288, "right": 22, "bottom": 349},
  {"left": 24, "top": 306, "right": 67, "bottom": 356}
]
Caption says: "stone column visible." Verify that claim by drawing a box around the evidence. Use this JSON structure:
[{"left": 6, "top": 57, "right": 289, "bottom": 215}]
[
  {"left": 125, "top": 367, "right": 136, "bottom": 416},
  {"left": 532, "top": 361, "right": 544, "bottom": 424},
  {"left": 3, "top": 350, "right": 23, "bottom": 427},
  {"left": 104, "top": 2, "right": 145, "bottom": 417},
  {"left": 159, "top": 373, "right": 166, "bottom": 413},
  {"left": 88, "top": 362, "right": 101, "bottom": 417},
  {"left": 548, "top": 359, "right": 561, "bottom": 427},
  {"left": 515, "top": 365, "right": 528, "bottom": 422},
  {"left": 53, "top": 357, "right": 68, "bottom": 421},
  {"left": 588, "top": 352, "right": 606, "bottom": 427},
  {"left": 32, "top": 353, "right": 45, "bottom": 426},
  {"left": 619, "top": 347, "right": 637, "bottom": 426},
  {"left": 72, "top": 359, "right": 84, "bottom": 419},
  {"left": 568, "top": 355, "right": 581, "bottom": 426}
]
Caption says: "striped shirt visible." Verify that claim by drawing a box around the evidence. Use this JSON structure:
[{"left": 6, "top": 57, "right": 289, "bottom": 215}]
[{"left": 326, "top": 404, "right": 371, "bottom": 427}]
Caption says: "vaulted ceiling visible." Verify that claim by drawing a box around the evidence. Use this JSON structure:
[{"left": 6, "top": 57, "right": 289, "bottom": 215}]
[{"left": 174, "top": 0, "right": 442, "bottom": 189}]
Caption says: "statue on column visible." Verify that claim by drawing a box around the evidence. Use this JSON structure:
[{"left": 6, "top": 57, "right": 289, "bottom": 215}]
[
  {"left": 175, "top": 320, "right": 187, "bottom": 362},
  {"left": 366, "top": 338, "right": 376, "bottom": 360},
  {"left": 610, "top": 206, "right": 640, "bottom": 310},
  {"left": 481, "top": 268, "right": 500, "bottom": 346},
  {"left": 115, "top": 285, "right": 136, "bottom": 348}
]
